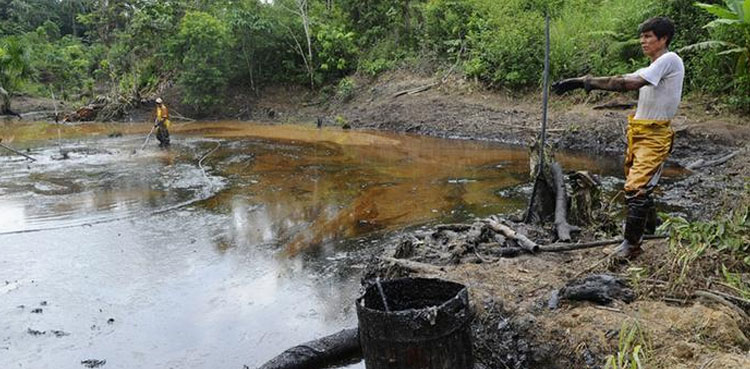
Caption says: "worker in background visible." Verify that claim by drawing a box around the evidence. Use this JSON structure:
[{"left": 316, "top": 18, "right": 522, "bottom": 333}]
[
  {"left": 552, "top": 17, "right": 684, "bottom": 259},
  {"left": 155, "top": 97, "right": 171, "bottom": 148}
]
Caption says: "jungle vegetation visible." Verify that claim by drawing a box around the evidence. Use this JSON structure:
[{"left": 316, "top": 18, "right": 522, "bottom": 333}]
[{"left": 0, "top": 0, "right": 748, "bottom": 112}]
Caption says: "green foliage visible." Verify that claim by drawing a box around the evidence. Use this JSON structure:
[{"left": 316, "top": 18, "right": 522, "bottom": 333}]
[
  {"left": 226, "top": 1, "right": 280, "bottom": 86},
  {"left": 316, "top": 23, "right": 358, "bottom": 77},
  {"left": 335, "top": 77, "right": 356, "bottom": 102},
  {"left": 680, "top": 0, "right": 750, "bottom": 111},
  {"left": 0, "top": 36, "right": 32, "bottom": 91},
  {"left": 604, "top": 319, "right": 650, "bottom": 369},
  {"left": 721, "top": 265, "right": 750, "bottom": 299},
  {"left": 462, "top": 1, "right": 545, "bottom": 88},
  {"left": 358, "top": 38, "right": 403, "bottom": 76},
  {"left": 0, "top": 0, "right": 746, "bottom": 114},
  {"left": 421, "top": 0, "right": 475, "bottom": 56},
  {"left": 172, "top": 11, "right": 232, "bottom": 109},
  {"left": 657, "top": 204, "right": 749, "bottom": 294},
  {"left": 20, "top": 32, "right": 99, "bottom": 99},
  {"left": 660, "top": 205, "right": 749, "bottom": 267}
]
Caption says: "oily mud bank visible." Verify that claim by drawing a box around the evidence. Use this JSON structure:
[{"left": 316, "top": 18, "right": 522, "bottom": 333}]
[{"left": 249, "top": 72, "right": 749, "bottom": 368}]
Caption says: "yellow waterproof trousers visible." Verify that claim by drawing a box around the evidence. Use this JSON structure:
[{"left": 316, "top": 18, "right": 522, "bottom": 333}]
[{"left": 624, "top": 115, "right": 674, "bottom": 193}]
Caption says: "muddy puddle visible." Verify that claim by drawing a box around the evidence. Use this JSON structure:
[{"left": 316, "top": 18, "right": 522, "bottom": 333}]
[{"left": 0, "top": 121, "right": 667, "bottom": 368}]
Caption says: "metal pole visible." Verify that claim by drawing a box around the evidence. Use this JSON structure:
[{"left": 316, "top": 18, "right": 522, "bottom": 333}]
[{"left": 524, "top": 14, "right": 551, "bottom": 223}]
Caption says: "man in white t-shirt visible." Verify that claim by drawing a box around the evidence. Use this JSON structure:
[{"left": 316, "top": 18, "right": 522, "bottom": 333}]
[{"left": 552, "top": 17, "right": 685, "bottom": 259}]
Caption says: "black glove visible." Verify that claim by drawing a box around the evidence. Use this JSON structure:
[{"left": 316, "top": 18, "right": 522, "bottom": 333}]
[{"left": 551, "top": 77, "right": 585, "bottom": 95}]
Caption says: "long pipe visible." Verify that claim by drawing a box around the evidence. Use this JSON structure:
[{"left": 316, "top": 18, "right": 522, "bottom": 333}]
[
  {"left": 524, "top": 14, "right": 551, "bottom": 223},
  {"left": 0, "top": 140, "right": 36, "bottom": 161}
]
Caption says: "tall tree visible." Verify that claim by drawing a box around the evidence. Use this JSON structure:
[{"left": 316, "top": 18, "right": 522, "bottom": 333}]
[{"left": 0, "top": 37, "right": 30, "bottom": 115}]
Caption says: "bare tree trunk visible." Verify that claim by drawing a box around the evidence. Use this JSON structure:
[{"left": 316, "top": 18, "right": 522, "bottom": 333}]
[
  {"left": 297, "top": 0, "right": 315, "bottom": 89},
  {"left": 0, "top": 87, "right": 20, "bottom": 118},
  {"left": 0, "top": 87, "right": 10, "bottom": 115}
]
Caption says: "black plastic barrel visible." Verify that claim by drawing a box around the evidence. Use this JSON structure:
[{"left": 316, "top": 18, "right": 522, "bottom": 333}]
[{"left": 356, "top": 277, "right": 474, "bottom": 369}]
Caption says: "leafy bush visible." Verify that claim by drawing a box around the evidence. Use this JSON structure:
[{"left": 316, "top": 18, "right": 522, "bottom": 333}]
[
  {"left": 172, "top": 11, "right": 232, "bottom": 109},
  {"left": 0, "top": 0, "right": 748, "bottom": 115},
  {"left": 678, "top": 0, "right": 750, "bottom": 112},
  {"left": 358, "top": 38, "right": 403, "bottom": 76},
  {"left": 315, "top": 23, "right": 358, "bottom": 79},
  {"left": 421, "top": 0, "right": 476, "bottom": 57},
  {"left": 661, "top": 205, "right": 749, "bottom": 267},
  {"left": 0, "top": 36, "right": 31, "bottom": 92},
  {"left": 335, "top": 77, "right": 356, "bottom": 102}
]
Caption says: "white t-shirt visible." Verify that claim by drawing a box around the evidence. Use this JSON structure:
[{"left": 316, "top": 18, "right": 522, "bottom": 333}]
[{"left": 628, "top": 51, "right": 685, "bottom": 120}]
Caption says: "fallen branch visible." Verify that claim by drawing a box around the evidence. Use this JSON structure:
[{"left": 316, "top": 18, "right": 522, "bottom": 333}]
[
  {"left": 540, "top": 235, "right": 667, "bottom": 252},
  {"left": 694, "top": 290, "right": 750, "bottom": 323},
  {"left": 392, "top": 82, "right": 438, "bottom": 98},
  {"left": 550, "top": 161, "right": 579, "bottom": 241},
  {"left": 593, "top": 305, "right": 625, "bottom": 313},
  {"left": 169, "top": 108, "right": 196, "bottom": 122},
  {"left": 686, "top": 150, "right": 739, "bottom": 170},
  {"left": 487, "top": 219, "right": 539, "bottom": 253},
  {"left": 381, "top": 256, "right": 444, "bottom": 274},
  {"left": 703, "top": 289, "right": 750, "bottom": 306},
  {"left": 257, "top": 328, "right": 361, "bottom": 369}
]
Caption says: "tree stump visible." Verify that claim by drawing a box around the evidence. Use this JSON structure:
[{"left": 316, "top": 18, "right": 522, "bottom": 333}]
[{"left": 526, "top": 142, "right": 579, "bottom": 241}]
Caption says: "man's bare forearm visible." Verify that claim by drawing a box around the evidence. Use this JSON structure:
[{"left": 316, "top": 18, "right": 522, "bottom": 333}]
[{"left": 584, "top": 76, "right": 647, "bottom": 92}]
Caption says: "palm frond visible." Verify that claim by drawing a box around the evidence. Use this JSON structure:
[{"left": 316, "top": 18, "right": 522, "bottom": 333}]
[
  {"left": 704, "top": 18, "right": 741, "bottom": 28},
  {"left": 677, "top": 40, "right": 735, "bottom": 53},
  {"left": 718, "top": 47, "right": 749, "bottom": 55},
  {"left": 696, "top": 2, "right": 739, "bottom": 19},
  {"left": 588, "top": 30, "right": 628, "bottom": 40}
]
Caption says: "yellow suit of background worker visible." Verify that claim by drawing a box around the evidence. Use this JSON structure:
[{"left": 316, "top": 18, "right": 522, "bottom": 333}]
[{"left": 155, "top": 97, "right": 171, "bottom": 148}]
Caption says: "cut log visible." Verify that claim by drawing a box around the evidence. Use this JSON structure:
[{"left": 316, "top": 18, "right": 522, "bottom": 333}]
[
  {"left": 550, "top": 162, "right": 580, "bottom": 241},
  {"left": 257, "top": 328, "right": 361, "bottom": 369},
  {"left": 487, "top": 219, "right": 539, "bottom": 253}
]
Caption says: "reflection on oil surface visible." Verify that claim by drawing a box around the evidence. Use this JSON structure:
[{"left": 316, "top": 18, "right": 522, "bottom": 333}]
[{"left": 0, "top": 121, "right": 622, "bottom": 368}]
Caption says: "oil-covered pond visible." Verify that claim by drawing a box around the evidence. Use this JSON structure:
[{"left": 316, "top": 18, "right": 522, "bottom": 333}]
[{"left": 1, "top": 121, "right": 623, "bottom": 368}]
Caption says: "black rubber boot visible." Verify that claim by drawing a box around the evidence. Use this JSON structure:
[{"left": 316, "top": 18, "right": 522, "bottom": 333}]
[
  {"left": 643, "top": 197, "right": 661, "bottom": 235},
  {"left": 156, "top": 126, "right": 170, "bottom": 148},
  {"left": 615, "top": 194, "right": 649, "bottom": 259}
]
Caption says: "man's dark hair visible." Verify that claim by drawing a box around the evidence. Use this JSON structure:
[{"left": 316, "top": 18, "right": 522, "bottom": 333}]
[{"left": 639, "top": 17, "right": 675, "bottom": 46}]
